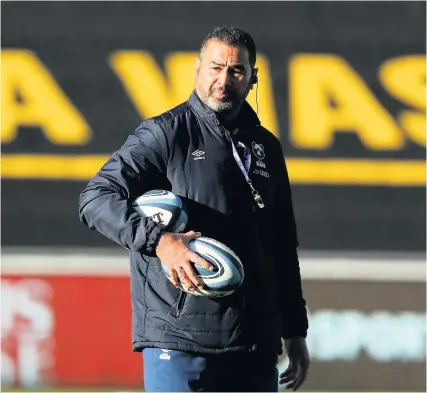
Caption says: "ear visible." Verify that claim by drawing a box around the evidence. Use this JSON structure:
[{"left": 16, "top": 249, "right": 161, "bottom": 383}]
[
  {"left": 194, "top": 57, "right": 202, "bottom": 82},
  {"left": 253, "top": 68, "right": 259, "bottom": 78},
  {"left": 250, "top": 67, "right": 259, "bottom": 90}
]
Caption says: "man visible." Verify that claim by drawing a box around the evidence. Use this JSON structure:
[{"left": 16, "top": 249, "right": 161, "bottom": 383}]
[{"left": 79, "top": 25, "right": 310, "bottom": 392}]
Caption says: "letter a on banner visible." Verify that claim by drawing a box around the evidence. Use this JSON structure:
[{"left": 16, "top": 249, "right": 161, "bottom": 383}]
[
  {"left": 289, "top": 54, "right": 404, "bottom": 151},
  {"left": 1, "top": 50, "right": 91, "bottom": 145}
]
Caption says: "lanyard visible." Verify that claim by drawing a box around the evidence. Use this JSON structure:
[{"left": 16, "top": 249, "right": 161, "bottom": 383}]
[{"left": 231, "top": 141, "right": 265, "bottom": 209}]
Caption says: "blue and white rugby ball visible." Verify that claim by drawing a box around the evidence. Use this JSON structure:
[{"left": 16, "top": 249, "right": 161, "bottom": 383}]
[
  {"left": 162, "top": 236, "right": 244, "bottom": 298},
  {"left": 132, "top": 190, "right": 188, "bottom": 233}
]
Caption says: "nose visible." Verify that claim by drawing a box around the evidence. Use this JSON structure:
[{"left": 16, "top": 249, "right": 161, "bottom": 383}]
[{"left": 217, "top": 68, "right": 233, "bottom": 87}]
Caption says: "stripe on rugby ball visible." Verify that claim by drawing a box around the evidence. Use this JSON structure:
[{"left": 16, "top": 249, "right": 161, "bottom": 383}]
[
  {"left": 135, "top": 190, "right": 183, "bottom": 208},
  {"left": 188, "top": 237, "right": 244, "bottom": 289}
]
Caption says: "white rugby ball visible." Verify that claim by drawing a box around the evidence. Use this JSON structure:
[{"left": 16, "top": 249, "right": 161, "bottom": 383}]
[
  {"left": 132, "top": 190, "right": 188, "bottom": 233},
  {"left": 162, "top": 236, "right": 244, "bottom": 298}
]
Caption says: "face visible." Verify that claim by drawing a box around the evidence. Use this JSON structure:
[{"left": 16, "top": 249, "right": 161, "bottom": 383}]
[{"left": 195, "top": 39, "right": 255, "bottom": 114}]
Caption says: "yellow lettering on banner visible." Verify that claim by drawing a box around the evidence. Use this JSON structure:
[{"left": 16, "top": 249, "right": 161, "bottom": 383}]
[
  {"left": 289, "top": 55, "right": 404, "bottom": 150},
  {"left": 1, "top": 50, "right": 91, "bottom": 145},
  {"left": 246, "top": 55, "right": 279, "bottom": 137},
  {"left": 379, "top": 55, "right": 426, "bottom": 147},
  {"left": 109, "top": 51, "right": 194, "bottom": 119},
  {"left": 109, "top": 51, "right": 278, "bottom": 136}
]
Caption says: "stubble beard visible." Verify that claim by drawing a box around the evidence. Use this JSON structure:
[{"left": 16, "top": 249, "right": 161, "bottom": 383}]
[
  {"left": 198, "top": 85, "right": 237, "bottom": 113},
  {"left": 206, "top": 95, "right": 234, "bottom": 112}
]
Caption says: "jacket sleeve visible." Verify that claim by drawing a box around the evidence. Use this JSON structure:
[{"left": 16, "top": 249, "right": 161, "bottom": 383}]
[
  {"left": 270, "top": 138, "right": 309, "bottom": 339},
  {"left": 78, "top": 120, "right": 169, "bottom": 254}
]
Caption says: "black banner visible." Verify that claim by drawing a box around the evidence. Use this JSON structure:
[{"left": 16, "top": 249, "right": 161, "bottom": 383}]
[{"left": 1, "top": 2, "right": 426, "bottom": 251}]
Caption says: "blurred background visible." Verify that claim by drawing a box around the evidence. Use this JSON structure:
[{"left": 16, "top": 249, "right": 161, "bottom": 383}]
[{"left": 1, "top": 1, "right": 426, "bottom": 392}]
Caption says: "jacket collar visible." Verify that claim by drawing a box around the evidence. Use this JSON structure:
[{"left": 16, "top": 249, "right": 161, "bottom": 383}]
[{"left": 187, "top": 90, "right": 261, "bottom": 136}]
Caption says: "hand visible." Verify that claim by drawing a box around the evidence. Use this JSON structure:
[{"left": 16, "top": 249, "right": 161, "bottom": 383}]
[
  {"left": 279, "top": 337, "right": 310, "bottom": 391},
  {"left": 156, "top": 230, "right": 215, "bottom": 291}
]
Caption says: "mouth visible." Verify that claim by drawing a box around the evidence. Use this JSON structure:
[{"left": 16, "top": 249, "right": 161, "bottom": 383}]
[{"left": 212, "top": 90, "right": 232, "bottom": 100}]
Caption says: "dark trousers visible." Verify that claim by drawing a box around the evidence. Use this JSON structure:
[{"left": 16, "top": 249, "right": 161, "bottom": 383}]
[{"left": 143, "top": 348, "right": 278, "bottom": 392}]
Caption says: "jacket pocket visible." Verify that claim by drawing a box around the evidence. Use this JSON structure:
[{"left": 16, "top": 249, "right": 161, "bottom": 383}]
[{"left": 175, "top": 290, "right": 187, "bottom": 317}]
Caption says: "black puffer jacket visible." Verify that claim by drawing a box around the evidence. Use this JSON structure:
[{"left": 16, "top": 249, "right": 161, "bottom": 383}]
[{"left": 79, "top": 90, "right": 308, "bottom": 354}]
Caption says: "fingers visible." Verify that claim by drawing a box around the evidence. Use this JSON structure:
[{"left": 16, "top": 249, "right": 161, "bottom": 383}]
[
  {"left": 279, "top": 373, "right": 298, "bottom": 388},
  {"left": 188, "top": 251, "right": 215, "bottom": 272},
  {"left": 280, "top": 360, "right": 309, "bottom": 391},
  {"left": 176, "top": 266, "right": 197, "bottom": 291},
  {"left": 170, "top": 269, "right": 178, "bottom": 287},
  {"left": 164, "top": 230, "right": 214, "bottom": 292},
  {"left": 279, "top": 365, "right": 293, "bottom": 379},
  {"left": 292, "top": 361, "right": 309, "bottom": 391},
  {"left": 184, "top": 231, "right": 215, "bottom": 270},
  {"left": 279, "top": 373, "right": 296, "bottom": 385},
  {"left": 182, "top": 264, "right": 203, "bottom": 289},
  {"left": 285, "top": 372, "right": 304, "bottom": 392},
  {"left": 292, "top": 374, "right": 304, "bottom": 392},
  {"left": 279, "top": 363, "right": 297, "bottom": 388},
  {"left": 284, "top": 375, "right": 299, "bottom": 391},
  {"left": 184, "top": 230, "right": 202, "bottom": 239}
]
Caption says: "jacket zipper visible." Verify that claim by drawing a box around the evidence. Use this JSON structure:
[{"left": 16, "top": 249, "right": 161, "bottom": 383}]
[
  {"left": 222, "top": 128, "right": 233, "bottom": 144},
  {"left": 175, "top": 290, "right": 187, "bottom": 317}
]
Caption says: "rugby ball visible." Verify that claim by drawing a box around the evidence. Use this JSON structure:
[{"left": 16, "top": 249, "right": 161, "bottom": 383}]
[
  {"left": 162, "top": 236, "right": 244, "bottom": 298},
  {"left": 132, "top": 190, "right": 188, "bottom": 233}
]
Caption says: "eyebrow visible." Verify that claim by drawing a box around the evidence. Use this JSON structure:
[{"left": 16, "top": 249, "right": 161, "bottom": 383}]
[{"left": 210, "top": 60, "right": 246, "bottom": 70}]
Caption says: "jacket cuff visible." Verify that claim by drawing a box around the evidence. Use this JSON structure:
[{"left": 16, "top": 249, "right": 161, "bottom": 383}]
[
  {"left": 282, "top": 317, "right": 309, "bottom": 339},
  {"left": 144, "top": 222, "right": 166, "bottom": 255},
  {"left": 282, "top": 330, "right": 308, "bottom": 339}
]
